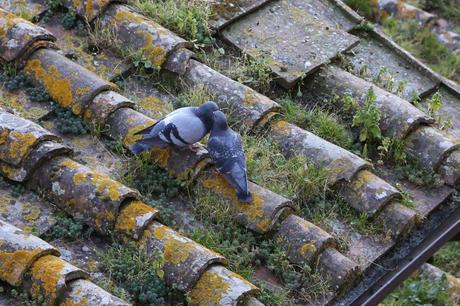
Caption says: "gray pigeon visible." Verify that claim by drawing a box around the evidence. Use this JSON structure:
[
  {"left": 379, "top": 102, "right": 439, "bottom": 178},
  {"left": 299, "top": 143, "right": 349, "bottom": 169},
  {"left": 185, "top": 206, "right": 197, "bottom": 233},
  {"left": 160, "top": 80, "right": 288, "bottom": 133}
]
[
  {"left": 131, "top": 101, "right": 219, "bottom": 154},
  {"left": 207, "top": 111, "right": 252, "bottom": 202}
]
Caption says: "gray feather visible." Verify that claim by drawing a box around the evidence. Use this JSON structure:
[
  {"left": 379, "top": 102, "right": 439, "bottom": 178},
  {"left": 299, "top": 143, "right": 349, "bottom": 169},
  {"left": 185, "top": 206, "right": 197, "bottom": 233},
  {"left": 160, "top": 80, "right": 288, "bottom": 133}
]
[{"left": 208, "top": 111, "right": 252, "bottom": 202}]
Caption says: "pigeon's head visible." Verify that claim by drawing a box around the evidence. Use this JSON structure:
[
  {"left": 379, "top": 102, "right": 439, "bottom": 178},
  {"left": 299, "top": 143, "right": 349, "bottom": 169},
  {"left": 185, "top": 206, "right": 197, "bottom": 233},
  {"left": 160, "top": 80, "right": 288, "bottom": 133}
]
[
  {"left": 212, "top": 110, "right": 229, "bottom": 131},
  {"left": 195, "top": 101, "right": 219, "bottom": 122}
]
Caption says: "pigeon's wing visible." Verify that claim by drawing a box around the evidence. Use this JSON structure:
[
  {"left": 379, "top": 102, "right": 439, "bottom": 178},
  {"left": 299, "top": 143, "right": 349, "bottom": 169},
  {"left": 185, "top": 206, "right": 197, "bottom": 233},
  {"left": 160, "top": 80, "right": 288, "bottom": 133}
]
[
  {"left": 209, "top": 130, "right": 249, "bottom": 189},
  {"left": 207, "top": 132, "right": 237, "bottom": 166},
  {"left": 164, "top": 109, "right": 206, "bottom": 145},
  {"left": 133, "top": 119, "right": 163, "bottom": 136}
]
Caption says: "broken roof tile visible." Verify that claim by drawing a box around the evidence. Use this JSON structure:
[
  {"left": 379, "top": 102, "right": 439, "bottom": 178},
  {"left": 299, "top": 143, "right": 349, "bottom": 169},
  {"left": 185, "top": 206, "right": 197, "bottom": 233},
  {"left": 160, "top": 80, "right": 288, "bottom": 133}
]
[
  {"left": 0, "top": 8, "right": 55, "bottom": 64},
  {"left": 221, "top": 0, "right": 360, "bottom": 88},
  {"left": 0, "top": 219, "right": 59, "bottom": 286}
]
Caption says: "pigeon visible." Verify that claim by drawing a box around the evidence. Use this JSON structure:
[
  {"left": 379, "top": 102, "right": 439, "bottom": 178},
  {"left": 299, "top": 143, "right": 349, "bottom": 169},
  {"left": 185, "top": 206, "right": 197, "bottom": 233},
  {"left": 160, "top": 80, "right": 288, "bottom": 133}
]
[
  {"left": 131, "top": 101, "right": 219, "bottom": 154},
  {"left": 207, "top": 111, "right": 253, "bottom": 203}
]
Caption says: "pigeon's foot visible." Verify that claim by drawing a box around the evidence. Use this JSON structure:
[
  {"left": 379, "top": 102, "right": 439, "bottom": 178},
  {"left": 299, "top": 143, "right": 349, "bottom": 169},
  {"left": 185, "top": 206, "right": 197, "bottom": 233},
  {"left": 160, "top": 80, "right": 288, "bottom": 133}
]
[{"left": 187, "top": 143, "right": 200, "bottom": 153}]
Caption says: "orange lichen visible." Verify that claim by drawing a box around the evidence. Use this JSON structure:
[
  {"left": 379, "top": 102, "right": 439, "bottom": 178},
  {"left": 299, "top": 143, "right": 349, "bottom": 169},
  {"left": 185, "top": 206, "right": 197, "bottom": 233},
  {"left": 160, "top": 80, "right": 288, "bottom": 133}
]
[
  {"left": 72, "top": 0, "right": 81, "bottom": 8},
  {"left": 30, "top": 255, "right": 65, "bottom": 304},
  {"left": 0, "top": 128, "right": 8, "bottom": 145},
  {"left": 22, "top": 203, "right": 41, "bottom": 222},
  {"left": 189, "top": 270, "right": 229, "bottom": 305},
  {"left": 24, "top": 59, "right": 75, "bottom": 112},
  {"left": 115, "top": 200, "right": 158, "bottom": 234},
  {"left": 0, "top": 248, "right": 43, "bottom": 285},
  {"left": 60, "top": 297, "right": 88, "bottom": 306},
  {"left": 140, "top": 31, "right": 167, "bottom": 68}
]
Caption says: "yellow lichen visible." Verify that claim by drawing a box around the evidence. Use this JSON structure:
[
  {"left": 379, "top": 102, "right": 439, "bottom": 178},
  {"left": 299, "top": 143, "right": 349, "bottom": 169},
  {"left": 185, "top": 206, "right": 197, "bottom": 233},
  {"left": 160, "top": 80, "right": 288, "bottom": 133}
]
[
  {"left": 164, "top": 239, "right": 193, "bottom": 265},
  {"left": 24, "top": 60, "right": 75, "bottom": 112},
  {"left": 138, "top": 96, "right": 172, "bottom": 118},
  {"left": 72, "top": 170, "right": 123, "bottom": 201},
  {"left": 270, "top": 120, "right": 291, "bottom": 136},
  {"left": 60, "top": 159, "right": 80, "bottom": 170},
  {"left": 85, "top": 0, "right": 93, "bottom": 19},
  {"left": 123, "top": 119, "right": 156, "bottom": 147},
  {"left": 95, "top": 210, "right": 115, "bottom": 229},
  {"left": 189, "top": 270, "right": 229, "bottom": 305},
  {"left": 153, "top": 225, "right": 168, "bottom": 240},
  {"left": 0, "top": 248, "right": 43, "bottom": 285},
  {"left": 0, "top": 130, "right": 37, "bottom": 163},
  {"left": 201, "top": 175, "right": 269, "bottom": 231},
  {"left": 76, "top": 87, "right": 92, "bottom": 96},
  {"left": 22, "top": 203, "right": 41, "bottom": 222},
  {"left": 115, "top": 200, "right": 158, "bottom": 234},
  {"left": 30, "top": 255, "right": 65, "bottom": 303},
  {"left": 300, "top": 243, "right": 316, "bottom": 256},
  {"left": 150, "top": 148, "right": 171, "bottom": 168},
  {"left": 243, "top": 89, "right": 257, "bottom": 106},
  {"left": 60, "top": 297, "right": 88, "bottom": 306}
]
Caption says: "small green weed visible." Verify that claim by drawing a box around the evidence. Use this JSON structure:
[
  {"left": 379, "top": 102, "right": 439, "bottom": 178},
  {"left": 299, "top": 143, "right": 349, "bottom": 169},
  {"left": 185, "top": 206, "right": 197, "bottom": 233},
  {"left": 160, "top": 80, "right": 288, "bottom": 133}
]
[
  {"left": 42, "top": 213, "right": 92, "bottom": 241},
  {"left": 99, "top": 242, "right": 168, "bottom": 305},
  {"left": 173, "top": 86, "right": 216, "bottom": 109},
  {"left": 130, "top": 0, "right": 214, "bottom": 48},
  {"left": 121, "top": 157, "right": 185, "bottom": 200},
  {"left": 383, "top": 274, "right": 456, "bottom": 306},
  {"left": 345, "top": 0, "right": 378, "bottom": 20},
  {"left": 433, "top": 241, "right": 460, "bottom": 277},
  {"left": 53, "top": 105, "right": 88, "bottom": 135},
  {"left": 425, "top": 92, "right": 453, "bottom": 130},
  {"left": 277, "top": 96, "right": 353, "bottom": 149},
  {"left": 196, "top": 49, "right": 275, "bottom": 94},
  {"left": 382, "top": 18, "right": 460, "bottom": 81},
  {"left": 7, "top": 288, "right": 46, "bottom": 306},
  {"left": 243, "top": 133, "right": 329, "bottom": 206},
  {"left": 395, "top": 158, "right": 444, "bottom": 187},
  {"left": 350, "top": 87, "right": 382, "bottom": 157}
]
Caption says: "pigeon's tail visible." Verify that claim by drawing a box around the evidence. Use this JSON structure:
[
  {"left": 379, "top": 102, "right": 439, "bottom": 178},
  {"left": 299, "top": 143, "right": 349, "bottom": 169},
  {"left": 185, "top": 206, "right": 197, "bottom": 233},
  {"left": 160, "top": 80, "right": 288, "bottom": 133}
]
[
  {"left": 237, "top": 190, "right": 253, "bottom": 203},
  {"left": 223, "top": 163, "right": 252, "bottom": 203},
  {"left": 131, "top": 142, "right": 150, "bottom": 155},
  {"left": 130, "top": 137, "right": 169, "bottom": 155}
]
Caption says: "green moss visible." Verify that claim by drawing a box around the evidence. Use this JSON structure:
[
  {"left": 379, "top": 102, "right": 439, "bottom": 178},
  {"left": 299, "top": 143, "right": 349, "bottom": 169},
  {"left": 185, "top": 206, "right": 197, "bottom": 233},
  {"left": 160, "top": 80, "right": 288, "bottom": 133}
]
[
  {"left": 42, "top": 212, "right": 92, "bottom": 241},
  {"left": 383, "top": 274, "right": 456, "bottom": 306},
  {"left": 382, "top": 18, "right": 460, "bottom": 81},
  {"left": 196, "top": 49, "right": 275, "bottom": 94},
  {"left": 53, "top": 105, "right": 88, "bottom": 135},
  {"left": 277, "top": 96, "right": 353, "bottom": 149},
  {"left": 99, "top": 242, "right": 168, "bottom": 305},
  {"left": 129, "top": 0, "right": 214, "bottom": 48},
  {"left": 344, "top": 0, "right": 378, "bottom": 20},
  {"left": 433, "top": 241, "right": 460, "bottom": 277}
]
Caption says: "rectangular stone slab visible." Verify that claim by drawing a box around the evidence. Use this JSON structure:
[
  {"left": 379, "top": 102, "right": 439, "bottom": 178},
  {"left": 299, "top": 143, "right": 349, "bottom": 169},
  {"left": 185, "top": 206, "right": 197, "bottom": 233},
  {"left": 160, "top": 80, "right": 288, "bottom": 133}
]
[
  {"left": 293, "top": 0, "right": 362, "bottom": 32},
  {"left": 207, "top": 0, "right": 274, "bottom": 30},
  {"left": 346, "top": 30, "right": 438, "bottom": 100},
  {"left": 221, "top": 0, "right": 360, "bottom": 88}
]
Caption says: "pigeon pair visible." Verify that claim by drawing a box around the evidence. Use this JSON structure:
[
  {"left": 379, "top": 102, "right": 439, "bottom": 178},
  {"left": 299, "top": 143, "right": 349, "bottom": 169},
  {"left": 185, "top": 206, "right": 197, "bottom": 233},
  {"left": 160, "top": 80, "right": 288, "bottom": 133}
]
[{"left": 131, "top": 101, "right": 253, "bottom": 202}]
